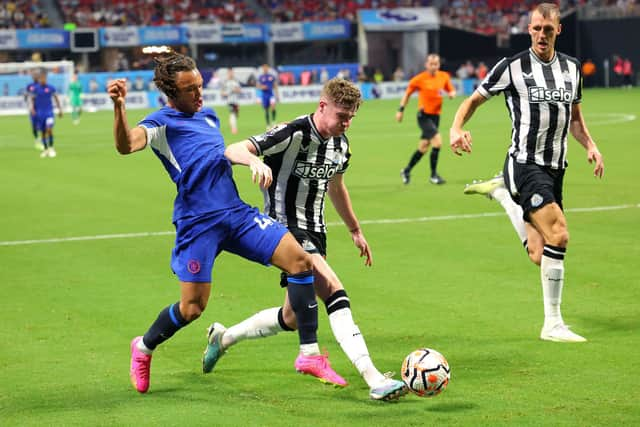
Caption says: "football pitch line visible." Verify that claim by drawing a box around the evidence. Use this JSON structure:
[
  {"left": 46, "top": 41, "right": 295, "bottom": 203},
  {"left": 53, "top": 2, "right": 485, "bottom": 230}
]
[{"left": 1, "top": 202, "right": 638, "bottom": 247}]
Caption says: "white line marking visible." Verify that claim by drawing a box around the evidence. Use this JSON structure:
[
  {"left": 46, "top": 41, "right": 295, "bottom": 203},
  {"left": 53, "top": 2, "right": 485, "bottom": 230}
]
[{"left": 1, "top": 203, "right": 638, "bottom": 247}]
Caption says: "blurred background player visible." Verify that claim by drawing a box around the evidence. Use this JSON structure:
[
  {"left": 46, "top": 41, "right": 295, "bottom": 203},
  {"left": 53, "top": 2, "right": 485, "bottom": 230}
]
[
  {"left": 257, "top": 63, "right": 279, "bottom": 128},
  {"left": 30, "top": 69, "right": 63, "bottom": 158},
  {"left": 68, "top": 73, "right": 83, "bottom": 125},
  {"left": 109, "top": 51, "right": 343, "bottom": 394},
  {"left": 450, "top": 3, "right": 604, "bottom": 343},
  {"left": 397, "top": 54, "right": 456, "bottom": 185},
  {"left": 24, "top": 69, "right": 42, "bottom": 151},
  {"left": 202, "top": 78, "right": 407, "bottom": 401},
  {"left": 221, "top": 68, "right": 241, "bottom": 134}
]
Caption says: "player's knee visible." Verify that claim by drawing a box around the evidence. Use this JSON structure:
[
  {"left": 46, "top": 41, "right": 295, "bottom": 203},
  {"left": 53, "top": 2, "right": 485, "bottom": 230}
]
[
  {"left": 289, "top": 252, "right": 313, "bottom": 274},
  {"left": 181, "top": 302, "right": 205, "bottom": 322},
  {"left": 528, "top": 246, "right": 542, "bottom": 266}
]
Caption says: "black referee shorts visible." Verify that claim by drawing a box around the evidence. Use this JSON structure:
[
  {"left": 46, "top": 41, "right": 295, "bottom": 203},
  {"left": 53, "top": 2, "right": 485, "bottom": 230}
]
[
  {"left": 416, "top": 111, "right": 440, "bottom": 140},
  {"left": 503, "top": 155, "right": 565, "bottom": 222},
  {"left": 279, "top": 226, "right": 327, "bottom": 287}
]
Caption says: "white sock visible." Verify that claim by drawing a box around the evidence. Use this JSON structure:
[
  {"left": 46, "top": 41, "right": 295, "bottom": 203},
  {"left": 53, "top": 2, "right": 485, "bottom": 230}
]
[
  {"left": 491, "top": 187, "right": 528, "bottom": 245},
  {"left": 136, "top": 338, "right": 153, "bottom": 355},
  {"left": 222, "top": 307, "right": 283, "bottom": 349},
  {"left": 329, "top": 307, "right": 385, "bottom": 388},
  {"left": 229, "top": 114, "right": 237, "bottom": 132},
  {"left": 300, "top": 343, "right": 321, "bottom": 356},
  {"left": 540, "top": 248, "right": 566, "bottom": 328}
]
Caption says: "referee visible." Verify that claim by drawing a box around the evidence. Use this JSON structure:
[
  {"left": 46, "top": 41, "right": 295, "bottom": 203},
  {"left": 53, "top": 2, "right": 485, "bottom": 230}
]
[
  {"left": 450, "top": 3, "right": 604, "bottom": 343},
  {"left": 397, "top": 54, "right": 456, "bottom": 185}
]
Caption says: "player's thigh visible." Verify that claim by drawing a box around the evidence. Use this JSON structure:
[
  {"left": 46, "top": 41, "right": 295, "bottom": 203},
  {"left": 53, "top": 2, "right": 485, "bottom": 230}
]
[
  {"left": 222, "top": 206, "right": 307, "bottom": 272},
  {"left": 171, "top": 218, "right": 223, "bottom": 284},
  {"left": 311, "top": 254, "right": 344, "bottom": 301}
]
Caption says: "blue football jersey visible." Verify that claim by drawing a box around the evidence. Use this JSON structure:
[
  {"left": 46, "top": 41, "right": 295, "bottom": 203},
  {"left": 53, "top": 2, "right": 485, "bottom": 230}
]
[
  {"left": 258, "top": 73, "right": 275, "bottom": 97},
  {"left": 138, "top": 106, "right": 244, "bottom": 221},
  {"left": 32, "top": 83, "right": 56, "bottom": 115}
]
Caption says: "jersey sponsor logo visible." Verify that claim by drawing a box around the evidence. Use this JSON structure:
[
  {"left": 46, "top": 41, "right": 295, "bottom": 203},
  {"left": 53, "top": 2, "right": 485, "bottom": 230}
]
[
  {"left": 528, "top": 86, "right": 572, "bottom": 104},
  {"left": 293, "top": 160, "right": 338, "bottom": 179}
]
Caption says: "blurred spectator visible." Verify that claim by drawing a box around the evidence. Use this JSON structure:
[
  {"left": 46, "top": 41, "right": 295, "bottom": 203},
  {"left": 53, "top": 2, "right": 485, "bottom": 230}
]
[
  {"left": 613, "top": 55, "right": 624, "bottom": 86},
  {"left": 319, "top": 68, "right": 329, "bottom": 84},
  {"left": 622, "top": 58, "right": 633, "bottom": 88},
  {"left": 373, "top": 68, "right": 384, "bottom": 83},
  {"left": 393, "top": 67, "right": 405, "bottom": 82},
  {"left": 475, "top": 61, "right": 488, "bottom": 80},
  {"left": 581, "top": 59, "right": 596, "bottom": 88},
  {"left": 300, "top": 70, "right": 312, "bottom": 85},
  {"left": 133, "top": 75, "right": 146, "bottom": 91},
  {"left": 89, "top": 78, "right": 99, "bottom": 93}
]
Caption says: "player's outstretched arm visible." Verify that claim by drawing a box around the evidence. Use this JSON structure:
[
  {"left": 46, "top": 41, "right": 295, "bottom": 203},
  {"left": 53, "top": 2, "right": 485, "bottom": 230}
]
[
  {"left": 570, "top": 103, "right": 604, "bottom": 178},
  {"left": 449, "top": 91, "right": 487, "bottom": 156},
  {"left": 108, "top": 79, "right": 146, "bottom": 155},
  {"left": 53, "top": 94, "right": 63, "bottom": 118},
  {"left": 327, "top": 175, "right": 372, "bottom": 266},
  {"left": 224, "top": 140, "right": 273, "bottom": 189}
]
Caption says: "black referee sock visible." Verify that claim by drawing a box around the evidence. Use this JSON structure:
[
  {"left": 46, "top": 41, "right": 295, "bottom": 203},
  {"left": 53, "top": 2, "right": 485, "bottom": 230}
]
[
  {"left": 406, "top": 150, "right": 424, "bottom": 172},
  {"left": 142, "top": 302, "right": 189, "bottom": 350},
  {"left": 286, "top": 271, "right": 318, "bottom": 345},
  {"left": 430, "top": 147, "right": 440, "bottom": 177}
]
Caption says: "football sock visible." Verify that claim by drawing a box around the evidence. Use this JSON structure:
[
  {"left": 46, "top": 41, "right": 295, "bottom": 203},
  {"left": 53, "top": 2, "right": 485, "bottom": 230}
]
[
  {"left": 406, "top": 150, "right": 423, "bottom": 172},
  {"left": 429, "top": 147, "right": 440, "bottom": 177},
  {"left": 48, "top": 135, "right": 54, "bottom": 147},
  {"left": 287, "top": 271, "right": 319, "bottom": 350},
  {"left": 41, "top": 136, "right": 48, "bottom": 148},
  {"left": 222, "top": 307, "right": 284, "bottom": 348},
  {"left": 141, "top": 302, "right": 189, "bottom": 351},
  {"left": 491, "top": 187, "right": 528, "bottom": 245},
  {"left": 271, "top": 109, "right": 276, "bottom": 122},
  {"left": 325, "top": 290, "right": 384, "bottom": 388},
  {"left": 541, "top": 245, "right": 566, "bottom": 328},
  {"left": 229, "top": 113, "right": 237, "bottom": 132},
  {"left": 265, "top": 109, "right": 270, "bottom": 125},
  {"left": 32, "top": 127, "right": 38, "bottom": 138}
]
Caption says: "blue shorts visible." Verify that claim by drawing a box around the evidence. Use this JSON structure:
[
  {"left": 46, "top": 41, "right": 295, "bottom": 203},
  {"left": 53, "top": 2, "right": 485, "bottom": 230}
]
[
  {"left": 170, "top": 204, "right": 288, "bottom": 283},
  {"left": 35, "top": 114, "right": 54, "bottom": 132},
  {"left": 261, "top": 95, "right": 275, "bottom": 109}
]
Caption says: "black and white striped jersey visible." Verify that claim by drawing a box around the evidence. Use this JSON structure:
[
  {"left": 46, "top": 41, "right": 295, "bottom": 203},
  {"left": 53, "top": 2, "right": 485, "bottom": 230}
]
[
  {"left": 248, "top": 114, "right": 350, "bottom": 233},
  {"left": 477, "top": 48, "right": 582, "bottom": 170}
]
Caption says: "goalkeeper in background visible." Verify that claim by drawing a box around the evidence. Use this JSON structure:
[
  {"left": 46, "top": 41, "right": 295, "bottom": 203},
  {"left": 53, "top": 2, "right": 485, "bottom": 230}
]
[{"left": 68, "top": 73, "right": 83, "bottom": 125}]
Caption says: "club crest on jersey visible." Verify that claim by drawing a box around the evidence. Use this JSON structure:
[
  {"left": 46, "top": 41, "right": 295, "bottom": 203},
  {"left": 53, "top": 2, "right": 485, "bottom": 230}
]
[
  {"left": 531, "top": 193, "right": 544, "bottom": 208},
  {"left": 293, "top": 161, "right": 338, "bottom": 179},
  {"left": 528, "top": 86, "right": 572, "bottom": 104}
]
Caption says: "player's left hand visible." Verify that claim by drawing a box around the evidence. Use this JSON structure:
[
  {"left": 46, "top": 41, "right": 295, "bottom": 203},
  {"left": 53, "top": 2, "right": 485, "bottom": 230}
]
[
  {"left": 351, "top": 229, "right": 372, "bottom": 267},
  {"left": 249, "top": 158, "right": 273, "bottom": 189},
  {"left": 587, "top": 147, "right": 604, "bottom": 178}
]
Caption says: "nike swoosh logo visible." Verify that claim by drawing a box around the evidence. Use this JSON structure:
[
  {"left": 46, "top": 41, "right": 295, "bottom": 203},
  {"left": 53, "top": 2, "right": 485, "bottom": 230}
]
[{"left": 308, "top": 303, "right": 318, "bottom": 309}]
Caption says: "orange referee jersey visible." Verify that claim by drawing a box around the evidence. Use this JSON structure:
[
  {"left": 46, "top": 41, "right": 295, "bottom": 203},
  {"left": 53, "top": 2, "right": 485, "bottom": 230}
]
[{"left": 405, "top": 70, "right": 454, "bottom": 115}]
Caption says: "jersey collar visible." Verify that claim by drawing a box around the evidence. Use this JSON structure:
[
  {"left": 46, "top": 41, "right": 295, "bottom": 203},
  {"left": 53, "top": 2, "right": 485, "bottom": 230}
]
[{"left": 529, "top": 48, "right": 557, "bottom": 66}]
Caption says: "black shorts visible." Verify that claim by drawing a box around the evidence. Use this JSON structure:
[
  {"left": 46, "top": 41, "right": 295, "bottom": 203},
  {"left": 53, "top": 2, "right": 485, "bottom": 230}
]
[
  {"left": 279, "top": 226, "right": 327, "bottom": 287},
  {"left": 503, "top": 155, "right": 564, "bottom": 222},
  {"left": 228, "top": 103, "right": 239, "bottom": 116},
  {"left": 417, "top": 111, "right": 440, "bottom": 140}
]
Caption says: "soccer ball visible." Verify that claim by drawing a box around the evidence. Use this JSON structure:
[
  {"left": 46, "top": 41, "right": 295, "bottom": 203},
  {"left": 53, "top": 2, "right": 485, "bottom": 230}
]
[{"left": 401, "top": 348, "right": 450, "bottom": 397}]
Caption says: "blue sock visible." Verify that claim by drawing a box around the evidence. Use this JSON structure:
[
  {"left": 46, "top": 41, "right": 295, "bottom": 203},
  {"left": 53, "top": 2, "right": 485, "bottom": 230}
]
[
  {"left": 142, "top": 302, "right": 189, "bottom": 350},
  {"left": 287, "top": 271, "right": 317, "bottom": 345},
  {"left": 48, "top": 135, "right": 54, "bottom": 147}
]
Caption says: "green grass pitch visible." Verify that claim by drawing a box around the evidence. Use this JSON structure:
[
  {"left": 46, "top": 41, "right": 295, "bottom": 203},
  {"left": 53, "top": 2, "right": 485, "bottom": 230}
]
[{"left": 1, "top": 88, "right": 639, "bottom": 426}]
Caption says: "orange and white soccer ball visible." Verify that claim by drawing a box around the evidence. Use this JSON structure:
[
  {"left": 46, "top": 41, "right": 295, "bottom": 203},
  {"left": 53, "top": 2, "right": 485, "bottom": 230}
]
[{"left": 401, "top": 348, "right": 450, "bottom": 397}]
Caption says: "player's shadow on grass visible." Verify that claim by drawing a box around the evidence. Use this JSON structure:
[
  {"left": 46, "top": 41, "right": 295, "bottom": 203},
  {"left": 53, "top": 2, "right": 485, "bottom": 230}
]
[{"left": 572, "top": 313, "right": 640, "bottom": 334}]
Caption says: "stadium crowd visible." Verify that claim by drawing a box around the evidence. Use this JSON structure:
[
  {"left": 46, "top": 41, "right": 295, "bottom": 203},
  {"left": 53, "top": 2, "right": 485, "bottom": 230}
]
[{"left": 3, "top": 0, "right": 637, "bottom": 30}]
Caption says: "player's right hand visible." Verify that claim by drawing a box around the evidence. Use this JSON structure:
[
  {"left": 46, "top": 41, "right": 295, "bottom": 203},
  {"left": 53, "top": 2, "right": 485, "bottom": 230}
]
[
  {"left": 395, "top": 111, "right": 403, "bottom": 122},
  {"left": 249, "top": 158, "right": 273, "bottom": 189},
  {"left": 108, "top": 79, "right": 127, "bottom": 105},
  {"left": 450, "top": 128, "right": 473, "bottom": 156}
]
